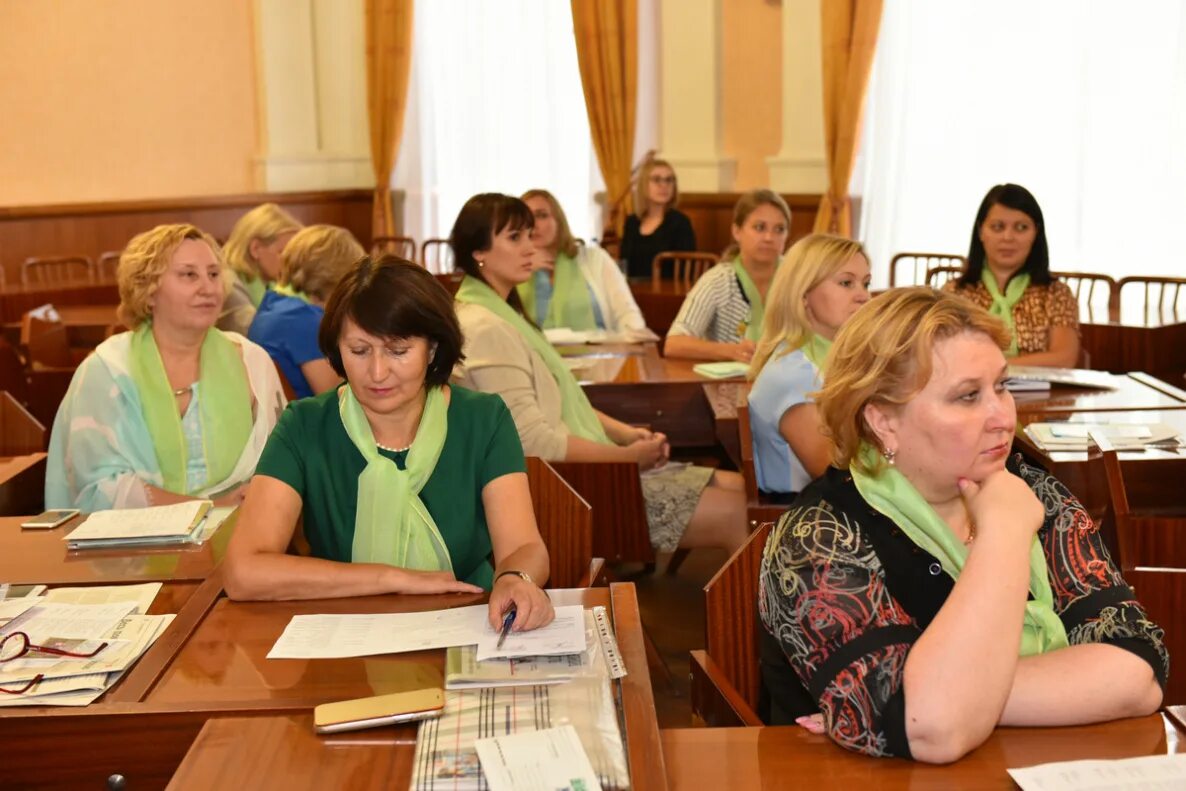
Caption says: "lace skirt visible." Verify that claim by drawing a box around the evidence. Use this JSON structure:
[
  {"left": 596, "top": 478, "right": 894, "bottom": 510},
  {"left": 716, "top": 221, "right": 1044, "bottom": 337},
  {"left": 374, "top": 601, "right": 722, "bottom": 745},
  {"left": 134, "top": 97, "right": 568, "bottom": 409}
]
[{"left": 640, "top": 464, "right": 714, "bottom": 552}]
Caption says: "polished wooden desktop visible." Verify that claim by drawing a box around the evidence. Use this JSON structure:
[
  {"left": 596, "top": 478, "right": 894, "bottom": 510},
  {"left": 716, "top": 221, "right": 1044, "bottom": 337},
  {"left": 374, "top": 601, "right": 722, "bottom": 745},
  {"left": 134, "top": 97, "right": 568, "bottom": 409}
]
[
  {"left": 662, "top": 714, "right": 1185, "bottom": 790},
  {"left": 0, "top": 278, "right": 119, "bottom": 323}
]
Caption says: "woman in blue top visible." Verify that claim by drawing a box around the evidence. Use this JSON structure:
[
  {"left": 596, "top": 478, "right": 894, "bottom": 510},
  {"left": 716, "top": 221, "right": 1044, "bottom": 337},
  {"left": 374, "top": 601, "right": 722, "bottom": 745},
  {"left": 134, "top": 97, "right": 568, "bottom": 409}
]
[{"left": 746, "top": 234, "right": 871, "bottom": 496}]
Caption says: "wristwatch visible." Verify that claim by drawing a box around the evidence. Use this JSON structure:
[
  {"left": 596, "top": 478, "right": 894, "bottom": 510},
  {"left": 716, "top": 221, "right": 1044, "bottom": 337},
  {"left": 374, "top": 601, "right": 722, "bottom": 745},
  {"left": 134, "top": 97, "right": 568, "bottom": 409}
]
[{"left": 495, "top": 569, "right": 534, "bottom": 586}]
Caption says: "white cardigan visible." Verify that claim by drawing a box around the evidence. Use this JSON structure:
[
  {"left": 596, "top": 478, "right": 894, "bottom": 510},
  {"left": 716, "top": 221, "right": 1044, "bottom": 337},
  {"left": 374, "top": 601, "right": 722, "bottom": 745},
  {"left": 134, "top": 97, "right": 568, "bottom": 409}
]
[{"left": 572, "top": 244, "right": 648, "bottom": 333}]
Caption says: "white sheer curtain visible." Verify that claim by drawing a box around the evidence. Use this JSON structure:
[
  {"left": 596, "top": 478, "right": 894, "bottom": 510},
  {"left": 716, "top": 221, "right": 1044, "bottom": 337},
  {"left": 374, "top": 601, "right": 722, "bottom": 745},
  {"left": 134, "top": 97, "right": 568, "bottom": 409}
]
[
  {"left": 392, "top": 0, "right": 602, "bottom": 265},
  {"left": 855, "top": 0, "right": 1186, "bottom": 319}
]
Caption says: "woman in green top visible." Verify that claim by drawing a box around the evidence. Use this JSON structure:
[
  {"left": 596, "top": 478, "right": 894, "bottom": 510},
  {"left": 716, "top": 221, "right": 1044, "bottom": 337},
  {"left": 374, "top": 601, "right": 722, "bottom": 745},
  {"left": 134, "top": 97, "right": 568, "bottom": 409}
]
[{"left": 225, "top": 256, "right": 555, "bottom": 632}]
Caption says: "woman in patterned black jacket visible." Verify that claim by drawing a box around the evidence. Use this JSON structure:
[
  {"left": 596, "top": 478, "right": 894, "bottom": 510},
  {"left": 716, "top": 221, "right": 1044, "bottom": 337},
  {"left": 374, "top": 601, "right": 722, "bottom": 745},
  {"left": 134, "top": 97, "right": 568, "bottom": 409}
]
[{"left": 758, "top": 287, "right": 1167, "bottom": 764}]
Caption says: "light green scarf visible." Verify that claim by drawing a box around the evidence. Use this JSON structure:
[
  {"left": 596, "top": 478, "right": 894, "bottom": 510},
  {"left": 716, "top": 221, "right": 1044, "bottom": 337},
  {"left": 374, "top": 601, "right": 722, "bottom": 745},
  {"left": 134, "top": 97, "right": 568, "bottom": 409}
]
[
  {"left": 456, "top": 275, "right": 610, "bottom": 444},
  {"left": 733, "top": 257, "right": 773, "bottom": 342},
  {"left": 517, "top": 253, "right": 597, "bottom": 331},
  {"left": 981, "top": 269, "right": 1030, "bottom": 357},
  {"left": 128, "top": 324, "right": 253, "bottom": 494},
  {"left": 243, "top": 275, "right": 266, "bottom": 308},
  {"left": 339, "top": 384, "right": 452, "bottom": 572},
  {"left": 850, "top": 443, "right": 1068, "bottom": 657},
  {"left": 800, "top": 333, "right": 832, "bottom": 371},
  {"left": 272, "top": 282, "right": 312, "bottom": 304}
]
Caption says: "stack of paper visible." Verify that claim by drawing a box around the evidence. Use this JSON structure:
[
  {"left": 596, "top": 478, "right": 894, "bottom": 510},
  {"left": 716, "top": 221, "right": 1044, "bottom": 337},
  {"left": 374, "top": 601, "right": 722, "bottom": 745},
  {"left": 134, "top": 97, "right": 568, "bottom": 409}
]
[
  {"left": 1024, "top": 422, "right": 1184, "bottom": 452},
  {"left": 445, "top": 610, "right": 602, "bottom": 689},
  {"left": 1006, "top": 365, "right": 1118, "bottom": 391},
  {"left": 692, "top": 361, "right": 750, "bottom": 379},
  {"left": 64, "top": 500, "right": 216, "bottom": 550}
]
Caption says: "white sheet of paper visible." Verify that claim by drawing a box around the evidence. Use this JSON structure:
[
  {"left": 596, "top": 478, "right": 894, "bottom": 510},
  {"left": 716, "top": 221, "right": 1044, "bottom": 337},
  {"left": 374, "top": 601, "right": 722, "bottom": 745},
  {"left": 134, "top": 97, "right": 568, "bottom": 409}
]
[
  {"left": 475, "top": 725, "right": 603, "bottom": 791},
  {"left": 1048, "top": 424, "right": 1154, "bottom": 439},
  {"left": 0, "top": 598, "right": 40, "bottom": 626},
  {"left": 65, "top": 500, "right": 209, "bottom": 541},
  {"left": 44, "top": 583, "right": 162, "bottom": 614},
  {"left": 1008, "top": 754, "right": 1186, "bottom": 790},
  {"left": 4, "top": 601, "right": 137, "bottom": 641},
  {"left": 267, "top": 605, "right": 494, "bottom": 659},
  {"left": 475, "top": 605, "right": 586, "bottom": 662}
]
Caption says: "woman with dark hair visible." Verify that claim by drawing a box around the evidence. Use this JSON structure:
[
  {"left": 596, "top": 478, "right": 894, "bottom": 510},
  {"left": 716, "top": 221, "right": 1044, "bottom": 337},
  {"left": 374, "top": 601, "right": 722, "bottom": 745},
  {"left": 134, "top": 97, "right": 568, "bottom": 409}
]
[
  {"left": 224, "top": 255, "right": 555, "bottom": 633},
  {"left": 450, "top": 194, "right": 748, "bottom": 557},
  {"left": 943, "top": 184, "right": 1079, "bottom": 367},
  {"left": 620, "top": 158, "right": 697, "bottom": 279}
]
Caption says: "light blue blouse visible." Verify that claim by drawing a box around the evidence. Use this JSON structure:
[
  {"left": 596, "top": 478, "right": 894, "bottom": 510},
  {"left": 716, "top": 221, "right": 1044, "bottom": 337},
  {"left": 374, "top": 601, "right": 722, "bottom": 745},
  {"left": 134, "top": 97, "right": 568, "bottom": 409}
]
[
  {"left": 528, "top": 269, "right": 606, "bottom": 329},
  {"left": 747, "top": 345, "right": 821, "bottom": 494},
  {"left": 181, "top": 382, "right": 208, "bottom": 494}
]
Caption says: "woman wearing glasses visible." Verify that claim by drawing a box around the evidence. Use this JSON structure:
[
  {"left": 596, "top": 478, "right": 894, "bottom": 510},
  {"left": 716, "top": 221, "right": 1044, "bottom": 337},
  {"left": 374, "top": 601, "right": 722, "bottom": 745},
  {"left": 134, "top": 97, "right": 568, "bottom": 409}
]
[{"left": 620, "top": 158, "right": 697, "bottom": 279}]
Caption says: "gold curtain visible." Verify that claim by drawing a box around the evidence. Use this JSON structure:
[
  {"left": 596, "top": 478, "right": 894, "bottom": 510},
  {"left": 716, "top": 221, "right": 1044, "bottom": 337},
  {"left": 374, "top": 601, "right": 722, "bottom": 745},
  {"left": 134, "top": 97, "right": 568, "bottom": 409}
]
[
  {"left": 813, "top": 0, "right": 884, "bottom": 237},
  {"left": 365, "top": 0, "right": 414, "bottom": 239},
  {"left": 571, "top": 0, "right": 637, "bottom": 233}
]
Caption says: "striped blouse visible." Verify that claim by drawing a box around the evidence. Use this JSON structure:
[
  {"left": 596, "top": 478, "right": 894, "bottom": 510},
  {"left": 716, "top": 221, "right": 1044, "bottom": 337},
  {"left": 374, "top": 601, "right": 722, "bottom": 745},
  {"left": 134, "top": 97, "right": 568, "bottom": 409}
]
[{"left": 666, "top": 263, "right": 751, "bottom": 344}]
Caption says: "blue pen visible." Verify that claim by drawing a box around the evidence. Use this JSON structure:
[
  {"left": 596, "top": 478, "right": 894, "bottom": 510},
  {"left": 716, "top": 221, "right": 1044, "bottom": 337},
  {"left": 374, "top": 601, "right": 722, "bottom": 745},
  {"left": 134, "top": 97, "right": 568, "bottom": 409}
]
[{"left": 496, "top": 606, "right": 517, "bottom": 649}]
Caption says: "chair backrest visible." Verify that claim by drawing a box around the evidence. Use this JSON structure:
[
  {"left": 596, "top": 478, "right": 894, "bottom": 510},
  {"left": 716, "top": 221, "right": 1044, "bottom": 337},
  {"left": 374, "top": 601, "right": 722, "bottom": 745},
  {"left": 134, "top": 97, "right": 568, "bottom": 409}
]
[
  {"left": 371, "top": 235, "right": 418, "bottom": 262},
  {"left": 890, "top": 252, "right": 966, "bottom": 287},
  {"left": 925, "top": 265, "right": 964, "bottom": 289},
  {"left": 434, "top": 272, "right": 463, "bottom": 296},
  {"left": 1117, "top": 276, "right": 1186, "bottom": 324},
  {"left": 1096, "top": 444, "right": 1186, "bottom": 571},
  {"left": 736, "top": 392, "right": 791, "bottom": 529},
  {"left": 421, "top": 239, "right": 454, "bottom": 274},
  {"left": 96, "top": 251, "right": 122, "bottom": 280},
  {"left": 1125, "top": 567, "right": 1185, "bottom": 705},
  {"left": 1052, "top": 270, "right": 1118, "bottom": 323},
  {"left": 20, "top": 311, "right": 73, "bottom": 369},
  {"left": 525, "top": 457, "right": 594, "bottom": 589},
  {"left": 703, "top": 521, "right": 773, "bottom": 719},
  {"left": 549, "top": 461, "right": 655, "bottom": 566},
  {"left": 21, "top": 256, "right": 95, "bottom": 286},
  {"left": 0, "top": 391, "right": 46, "bottom": 454},
  {"left": 651, "top": 251, "right": 720, "bottom": 289}
]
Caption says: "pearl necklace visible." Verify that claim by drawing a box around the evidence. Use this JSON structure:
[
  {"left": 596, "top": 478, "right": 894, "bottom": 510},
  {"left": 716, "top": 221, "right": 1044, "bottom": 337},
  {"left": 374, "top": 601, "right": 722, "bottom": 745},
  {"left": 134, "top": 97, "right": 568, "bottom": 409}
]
[
  {"left": 172, "top": 384, "right": 192, "bottom": 397},
  {"left": 377, "top": 442, "right": 411, "bottom": 453}
]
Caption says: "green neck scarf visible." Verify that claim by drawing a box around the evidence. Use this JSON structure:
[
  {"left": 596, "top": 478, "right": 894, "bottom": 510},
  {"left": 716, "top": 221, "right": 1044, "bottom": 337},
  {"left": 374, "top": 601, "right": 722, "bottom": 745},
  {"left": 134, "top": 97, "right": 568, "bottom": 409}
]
[
  {"left": 800, "top": 333, "right": 832, "bottom": 371},
  {"left": 850, "top": 443, "right": 1068, "bottom": 657},
  {"left": 272, "top": 282, "right": 313, "bottom": 304},
  {"left": 980, "top": 269, "right": 1030, "bottom": 357},
  {"left": 243, "top": 275, "right": 266, "bottom": 308},
  {"left": 128, "top": 324, "right": 253, "bottom": 494},
  {"left": 733, "top": 256, "right": 773, "bottom": 342},
  {"left": 456, "top": 275, "right": 610, "bottom": 444},
  {"left": 339, "top": 384, "right": 452, "bottom": 572},
  {"left": 517, "top": 253, "right": 597, "bottom": 331}
]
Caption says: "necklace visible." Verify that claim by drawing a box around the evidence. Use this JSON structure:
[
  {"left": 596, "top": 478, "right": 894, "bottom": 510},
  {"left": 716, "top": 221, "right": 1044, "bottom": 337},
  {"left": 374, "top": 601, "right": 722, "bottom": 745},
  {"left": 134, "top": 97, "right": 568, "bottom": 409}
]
[
  {"left": 964, "top": 520, "right": 977, "bottom": 546},
  {"left": 376, "top": 442, "right": 411, "bottom": 453},
  {"left": 172, "top": 384, "right": 192, "bottom": 397}
]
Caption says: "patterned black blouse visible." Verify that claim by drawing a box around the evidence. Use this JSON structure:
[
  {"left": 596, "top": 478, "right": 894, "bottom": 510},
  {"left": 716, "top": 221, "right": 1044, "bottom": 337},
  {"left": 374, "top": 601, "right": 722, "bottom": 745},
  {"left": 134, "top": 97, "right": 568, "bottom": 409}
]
[{"left": 757, "top": 455, "right": 1169, "bottom": 759}]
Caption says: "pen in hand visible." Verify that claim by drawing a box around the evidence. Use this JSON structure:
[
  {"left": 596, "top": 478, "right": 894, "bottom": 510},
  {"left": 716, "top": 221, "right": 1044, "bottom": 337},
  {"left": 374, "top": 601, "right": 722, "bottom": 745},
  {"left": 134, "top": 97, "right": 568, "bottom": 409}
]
[{"left": 496, "top": 605, "right": 517, "bottom": 650}]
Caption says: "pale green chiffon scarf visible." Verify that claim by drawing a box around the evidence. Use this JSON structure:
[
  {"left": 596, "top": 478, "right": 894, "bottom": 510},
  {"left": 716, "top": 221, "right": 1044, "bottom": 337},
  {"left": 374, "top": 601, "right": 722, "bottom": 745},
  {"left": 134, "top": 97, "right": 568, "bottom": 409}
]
[
  {"left": 339, "top": 384, "right": 452, "bottom": 572},
  {"left": 981, "top": 269, "right": 1030, "bottom": 357},
  {"left": 733, "top": 257, "right": 775, "bottom": 342},
  {"left": 800, "top": 333, "right": 832, "bottom": 370},
  {"left": 456, "top": 275, "right": 610, "bottom": 444},
  {"left": 128, "top": 324, "right": 252, "bottom": 494},
  {"left": 850, "top": 443, "right": 1068, "bottom": 657},
  {"left": 517, "top": 253, "right": 597, "bottom": 331}
]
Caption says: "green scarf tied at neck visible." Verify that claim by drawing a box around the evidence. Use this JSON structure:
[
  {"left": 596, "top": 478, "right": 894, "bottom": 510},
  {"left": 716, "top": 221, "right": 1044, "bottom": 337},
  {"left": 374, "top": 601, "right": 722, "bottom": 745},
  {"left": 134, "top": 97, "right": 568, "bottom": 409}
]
[
  {"left": 980, "top": 269, "right": 1030, "bottom": 357},
  {"left": 516, "top": 253, "right": 597, "bottom": 331},
  {"left": 456, "top": 275, "right": 610, "bottom": 444},
  {"left": 850, "top": 443, "right": 1068, "bottom": 657},
  {"left": 800, "top": 333, "right": 832, "bottom": 371},
  {"left": 733, "top": 256, "right": 773, "bottom": 343},
  {"left": 129, "top": 324, "right": 253, "bottom": 494},
  {"left": 272, "top": 282, "right": 313, "bottom": 304},
  {"left": 339, "top": 383, "right": 453, "bottom": 572}
]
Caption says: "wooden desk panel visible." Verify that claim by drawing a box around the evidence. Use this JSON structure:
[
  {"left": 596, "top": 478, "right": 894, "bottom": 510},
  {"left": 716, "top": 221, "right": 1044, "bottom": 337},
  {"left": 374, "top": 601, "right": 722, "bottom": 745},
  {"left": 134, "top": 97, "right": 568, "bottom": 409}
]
[
  {"left": 1011, "top": 372, "right": 1186, "bottom": 414},
  {"left": 0, "top": 280, "right": 120, "bottom": 323},
  {"left": 662, "top": 716, "right": 1185, "bottom": 790},
  {"left": 0, "top": 453, "right": 47, "bottom": 516},
  {"left": 1081, "top": 319, "right": 1186, "bottom": 384}
]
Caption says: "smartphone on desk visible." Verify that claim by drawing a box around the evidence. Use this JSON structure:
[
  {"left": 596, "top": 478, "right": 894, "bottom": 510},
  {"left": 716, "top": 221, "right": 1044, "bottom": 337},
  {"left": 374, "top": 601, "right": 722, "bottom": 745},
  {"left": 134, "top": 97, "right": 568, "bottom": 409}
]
[
  {"left": 20, "top": 509, "right": 80, "bottom": 530},
  {"left": 313, "top": 688, "right": 445, "bottom": 734}
]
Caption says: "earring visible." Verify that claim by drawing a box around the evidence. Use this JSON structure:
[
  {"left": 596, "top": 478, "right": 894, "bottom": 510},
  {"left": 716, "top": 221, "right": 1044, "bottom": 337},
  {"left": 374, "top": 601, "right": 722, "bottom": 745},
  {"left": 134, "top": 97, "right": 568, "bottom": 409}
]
[
  {"left": 476, "top": 260, "right": 485, "bottom": 269},
  {"left": 883, "top": 447, "right": 896, "bottom": 466}
]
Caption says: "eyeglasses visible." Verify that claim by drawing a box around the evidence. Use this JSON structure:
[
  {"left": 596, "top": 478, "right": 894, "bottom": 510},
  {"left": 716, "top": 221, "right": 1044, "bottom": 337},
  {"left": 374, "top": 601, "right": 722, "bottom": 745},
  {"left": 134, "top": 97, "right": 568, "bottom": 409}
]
[
  {"left": 649, "top": 175, "right": 676, "bottom": 185},
  {"left": 0, "top": 631, "right": 108, "bottom": 695}
]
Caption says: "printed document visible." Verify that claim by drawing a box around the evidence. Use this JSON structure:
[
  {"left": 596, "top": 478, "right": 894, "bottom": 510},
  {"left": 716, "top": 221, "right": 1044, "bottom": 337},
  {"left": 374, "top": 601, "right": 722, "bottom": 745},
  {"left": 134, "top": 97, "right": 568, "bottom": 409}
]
[
  {"left": 475, "top": 725, "right": 604, "bottom": 791},
  {"left": 1008, "top": 754, "right": 1186, "bottom": 790}
]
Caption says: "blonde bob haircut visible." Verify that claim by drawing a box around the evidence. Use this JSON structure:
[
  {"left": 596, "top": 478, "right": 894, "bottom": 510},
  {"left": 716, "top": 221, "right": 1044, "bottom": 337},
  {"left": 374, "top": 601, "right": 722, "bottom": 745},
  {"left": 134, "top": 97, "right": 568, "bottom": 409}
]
[
  {"left": 222, "top": 203, "right": 303, "bottom": 281},
  {"left": 279, "top": 225, "right": 366, "bottom": 303},
  {"left": 117, "top": 224, "right": 228, "bottom": 329},
  {"left": 747, "top": 234, "right": 869, "bottom": 379},
  {"left": 816, "top": 287, "right": 1011, "bottom": 475},
  {"left": 634, "top": 157, "right": 680, "bottom": 216},
  {"left": 521, "top": 189, "right": 580, "bottom": 258}
]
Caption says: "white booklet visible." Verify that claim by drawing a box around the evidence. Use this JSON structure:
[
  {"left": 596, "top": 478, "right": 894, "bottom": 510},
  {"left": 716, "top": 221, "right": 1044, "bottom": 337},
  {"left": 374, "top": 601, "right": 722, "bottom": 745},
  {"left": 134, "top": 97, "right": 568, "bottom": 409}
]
[{"left": 65, "top": 500, "right": 212, "bottom": 548}]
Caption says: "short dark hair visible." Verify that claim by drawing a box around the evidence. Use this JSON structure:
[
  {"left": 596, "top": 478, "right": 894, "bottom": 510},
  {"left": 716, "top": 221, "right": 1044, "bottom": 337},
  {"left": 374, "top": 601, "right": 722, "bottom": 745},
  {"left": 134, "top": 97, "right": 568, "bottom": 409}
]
[
  {"left": 961, "top": 183, "right": 1051, "bottom": 287},
  {"left": 318, "top": 255, "right": 463, "bottom": 387},
  {"left": 448, "top": 193, "right": 536, "bottom": 322}
]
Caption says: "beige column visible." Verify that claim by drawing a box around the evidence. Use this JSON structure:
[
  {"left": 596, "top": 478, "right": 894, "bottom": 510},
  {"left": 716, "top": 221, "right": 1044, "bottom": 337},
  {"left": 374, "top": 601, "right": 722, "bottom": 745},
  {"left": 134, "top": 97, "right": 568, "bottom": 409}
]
[
  {"left": 253, "top": 0, "right": 372, "bottom": 191},
  {"left": 766, "top": 0, "right": 827, "bottom": 192},
  {"left": 658, "top": 0, "right": 735, "bottom": 191}
]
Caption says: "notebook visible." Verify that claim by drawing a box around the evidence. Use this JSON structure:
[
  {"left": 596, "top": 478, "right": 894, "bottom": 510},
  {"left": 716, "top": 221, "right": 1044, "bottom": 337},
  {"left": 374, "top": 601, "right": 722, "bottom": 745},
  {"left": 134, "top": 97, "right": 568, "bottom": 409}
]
[{"left": 65, "top": 500, "right": 213, "bottom": 550}]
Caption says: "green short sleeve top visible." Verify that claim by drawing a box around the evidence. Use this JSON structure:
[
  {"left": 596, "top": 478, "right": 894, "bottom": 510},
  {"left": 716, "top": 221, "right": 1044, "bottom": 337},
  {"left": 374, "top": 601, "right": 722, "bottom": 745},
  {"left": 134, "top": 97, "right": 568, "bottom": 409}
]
[{"left": 254, "top": 385, "right": 526, "bottom": 589}]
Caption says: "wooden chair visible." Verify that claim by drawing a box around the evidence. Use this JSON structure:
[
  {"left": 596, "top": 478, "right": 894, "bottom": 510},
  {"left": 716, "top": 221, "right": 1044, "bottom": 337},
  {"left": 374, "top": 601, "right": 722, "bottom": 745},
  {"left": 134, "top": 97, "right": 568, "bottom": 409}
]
[
  {"left": 525, "top": 457, "right": 602, "bottom": 588},
  {"left": 20, "top": 255, "right": 95, "bottom": 286},
  {"left": 1117, "top": 276, "right": 1186, "bottom": 323},
  {"left": 1052, "top": 270, "right": 1118, "bottom": 323},
  {"left": 549, "top": 461, "right": 655, "bottom": 568},
  {"left": 433, "top": 272, "right": 463, "bottom": 296},
  {"left": 96, "top": 251, "right": 122, "bottom": 280},
  {"left": 420, "top": 238, "right": 453, "bottom": 274},
  {"left": 1125, "top": 567, "right": 1186, "bottom": 706},
  {"left": 689, "top": 521, "right": 772, "bottom": 726},
  {"left": 737, "top": 390, "right": 793, "bottom": 530},
  {"left": 20, "top": 310, "right": 73, "bottom": 369},
  {"left": 924, "top": 265, "right": 964, "bottom": 289},
  {"left": 371, "top": 235, "right": 417, "bottom": 262},
  {"left": 1097, "top": 442, "right": 1186, "bottom": 571},
  {"left": 890, "top": 252, "right": 966, "bottom": 287},
  {"left": 651, "top": 251, "right": 719, "bottom": 289}
]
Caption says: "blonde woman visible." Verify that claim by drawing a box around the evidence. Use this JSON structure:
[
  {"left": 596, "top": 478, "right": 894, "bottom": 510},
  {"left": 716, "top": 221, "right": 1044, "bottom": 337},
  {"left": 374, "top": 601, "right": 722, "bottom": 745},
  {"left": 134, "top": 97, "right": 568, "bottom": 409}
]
[
  {"left": 218, "top": 203, "right": 304, "bottom": 334},
  {"left": 664, "top": 190, "right": 791, "bottom": 362},
  {"left": 620, "top": 158, "right": 696, "bottom": 279},
  {"left": 518, "top": 189, "right": 649, "bottom": 335},
  {"left": 46, "top": 225, "right": 286, "bottom": 511},
  {"left": 746, "top": 235, "right": 870, "bottom": 496},
  {"left": 247, "top": 225, "right": 365, "bottom": 398}
]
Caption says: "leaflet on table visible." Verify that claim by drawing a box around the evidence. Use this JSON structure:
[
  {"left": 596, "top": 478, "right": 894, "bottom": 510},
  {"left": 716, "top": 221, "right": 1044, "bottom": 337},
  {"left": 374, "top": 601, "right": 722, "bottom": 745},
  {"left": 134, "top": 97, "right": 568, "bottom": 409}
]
[
  {"left": 1008, "top": 753, "right": 1186, "bottom": 791},
  {"left": 474, "top": 724, "right": 604, "bottom": 791},
  {"left": 0, "top": 612, "right": 174, "bottom": 685},
  {"left": 267, "top": 603, "right": 586, "bottom": 661},
  {"left": 44, "top": 582, "right": 162, "bottom": 614}
]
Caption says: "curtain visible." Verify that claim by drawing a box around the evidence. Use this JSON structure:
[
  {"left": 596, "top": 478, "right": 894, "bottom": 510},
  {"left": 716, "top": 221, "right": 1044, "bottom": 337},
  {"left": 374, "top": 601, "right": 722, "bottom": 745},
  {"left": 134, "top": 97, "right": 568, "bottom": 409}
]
[
  {"left": 571, "top": 0, "right": 637, "bottom": 234},
  {"left": 365, "top": 0, "right": 414, "bottom": 239},
  {"left": 814, "top": 0, "right": 883, "bottom": 237}
]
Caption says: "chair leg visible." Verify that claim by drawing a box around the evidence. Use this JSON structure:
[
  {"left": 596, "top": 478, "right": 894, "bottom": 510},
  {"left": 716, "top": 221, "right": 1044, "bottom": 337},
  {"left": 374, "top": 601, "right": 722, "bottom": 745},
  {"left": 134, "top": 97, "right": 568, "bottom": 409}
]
[{"left": 665, "top": 548, "right": 692, "bottom": 576}]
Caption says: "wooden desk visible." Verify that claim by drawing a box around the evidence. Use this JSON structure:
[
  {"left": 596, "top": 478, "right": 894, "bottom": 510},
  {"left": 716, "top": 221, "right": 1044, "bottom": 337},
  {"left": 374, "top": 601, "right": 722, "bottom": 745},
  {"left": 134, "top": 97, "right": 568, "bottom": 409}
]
[
  {"left": 1011, "top": 372, "right": 1186, "bottom": 414},
  {"left": 662, "top": 715, "right": 1185, "bottom": 790},
  {"left": 1, "top": 583, "right": 664, "bottom": 791},
  {"left": 1081, "top": 316, "right": 1186, "bottom": 384},
  {"left": 0, "top": 279, "right": 119, "bottom": 323},
  {"left": 2, "top": 303, "right": 120, "bottom": 352},
  {"left": 0, "top": 453, "right": 47, "bottom": 516}
]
